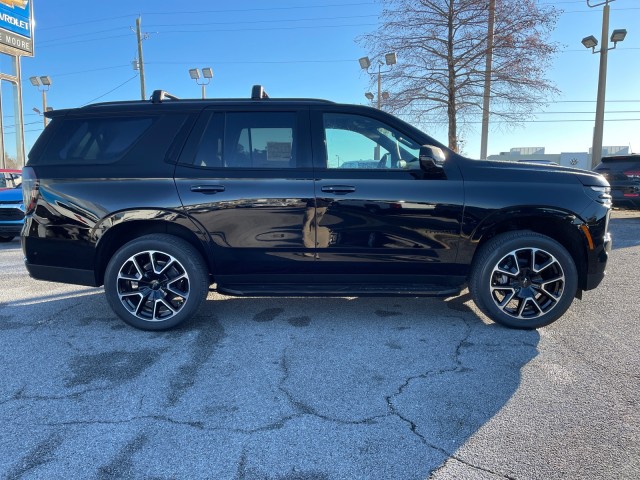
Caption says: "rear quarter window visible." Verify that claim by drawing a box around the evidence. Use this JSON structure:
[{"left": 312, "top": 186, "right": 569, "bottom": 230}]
[{"left": 31, "top": 116, "right": 156, "bottom": 165}]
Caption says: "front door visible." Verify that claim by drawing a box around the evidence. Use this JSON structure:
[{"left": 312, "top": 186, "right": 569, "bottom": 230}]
[{"left": 311, "top": 109, "right": 465, "bottom": 283}]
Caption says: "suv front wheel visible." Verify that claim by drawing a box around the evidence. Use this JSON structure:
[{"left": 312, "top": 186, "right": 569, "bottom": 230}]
[
  {"left": 469, "top": 231, "right": 578, "bottom": 329},
  {"left": 104, "top": 234, "right": 210, "bottom": 330}
]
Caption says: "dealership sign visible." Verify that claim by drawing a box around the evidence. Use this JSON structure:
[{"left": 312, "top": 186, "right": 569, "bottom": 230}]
[{"left": 0, "top": 0, "right": 33, "bottom": 56}]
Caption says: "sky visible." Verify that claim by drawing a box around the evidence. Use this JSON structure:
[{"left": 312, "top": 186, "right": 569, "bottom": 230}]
[{"left": 14, "top": 0, "right": 640, "bottom": 158}]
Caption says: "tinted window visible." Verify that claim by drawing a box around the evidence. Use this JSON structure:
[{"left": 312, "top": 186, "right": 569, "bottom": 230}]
[
  {"left": 188, "top": 113, "right": 224, "bottom": 168},
  {"left": 224, "top": 112, "right": 296, "bottom": 169},
  {"left": 323, "top": 113, "right": 420, "bottom": 170},
  {"left": 41, "top": 116, "right": 154, "bottom": 164}
]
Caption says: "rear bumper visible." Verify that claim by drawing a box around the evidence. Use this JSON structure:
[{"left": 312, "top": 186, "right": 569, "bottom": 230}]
[{"left": 24, "top": 262, "right": 98, "bottom": 287}]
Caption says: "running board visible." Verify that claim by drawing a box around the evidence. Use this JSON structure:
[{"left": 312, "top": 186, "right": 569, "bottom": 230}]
[{"left": 216, "top": 283, "right": 462, "bottom": 297}]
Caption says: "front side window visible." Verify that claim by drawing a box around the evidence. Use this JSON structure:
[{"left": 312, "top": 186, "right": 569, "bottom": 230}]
[{"left": 323, "top": 113, "right": 421, "bottom": 170}]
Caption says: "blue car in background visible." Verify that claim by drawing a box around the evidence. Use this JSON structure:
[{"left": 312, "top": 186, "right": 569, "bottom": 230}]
[{"left": 0, "top": 179, "right": 23, "bottom": 242}]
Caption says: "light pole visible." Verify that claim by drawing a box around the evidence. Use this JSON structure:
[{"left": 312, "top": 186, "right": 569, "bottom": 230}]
[
  {"left": 360, "top": 54, "right": 396, "bottom": 160},
  {"left": 29, "top": 76, "right": 52, "bottom": 128},
  {"left": 189, "top": 68, "right": 213, "bottom": 99},
  {"left": 582, "top": 0, "right": 627, "bottom": 168},
  {"left": 359, "top": 52, "right": 396, "bottom": 110}
]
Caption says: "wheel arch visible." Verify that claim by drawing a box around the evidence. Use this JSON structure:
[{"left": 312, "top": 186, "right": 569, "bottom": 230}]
[
  {"left": 467, "top": 208, "right": 591, "bottom": 292},
  {"left": 93, "top": 210, "right": 213, "bottom": 286}
]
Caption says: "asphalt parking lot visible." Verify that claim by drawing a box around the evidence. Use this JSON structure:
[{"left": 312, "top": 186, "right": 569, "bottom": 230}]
[{"left": 1, "top": 210, "right": 639, "bottom": 480}]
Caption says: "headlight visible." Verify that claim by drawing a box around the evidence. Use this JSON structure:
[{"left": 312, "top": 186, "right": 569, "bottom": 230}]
[{"left": 587, "top": 186, "right": 612, "bottom": 205}]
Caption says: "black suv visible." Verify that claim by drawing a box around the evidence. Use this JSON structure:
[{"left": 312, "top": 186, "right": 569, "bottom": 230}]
[
  {"left": 593, "top": 154, "right": 640, "bottom": 209},
  {"left": 21, "top": 86, "right": 612, "bottom": 331}
]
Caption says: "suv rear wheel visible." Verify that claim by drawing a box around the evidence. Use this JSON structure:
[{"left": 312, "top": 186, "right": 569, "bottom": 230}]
[
  {"left": 469, "top": 231, "right": 578, "bottom": 329},
  {"left": 104, "top": 234, "right": 209, "bottom": 330}
]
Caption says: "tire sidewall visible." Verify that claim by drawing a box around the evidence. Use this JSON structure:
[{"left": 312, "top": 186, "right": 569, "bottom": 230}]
[
  {"left": 470, "top": 232, "right": 578, "bottom": 329},
  {"left": 104, "top": 235, "right": 209, "bottom": 331}
]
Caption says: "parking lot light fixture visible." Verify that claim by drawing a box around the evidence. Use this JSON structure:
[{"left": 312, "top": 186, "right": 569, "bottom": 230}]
[
  {"left": 384, "top": 52, "right": 397, "bottom": 66},
  {"left": 358, "top": 52, "right": 397, "bottom": 111},
  {"left": 189, "top": 67, "right": 213, "bottom": 99},
  {"left": 610, "top": 28, "right": 627, "bottom": 44},
  {"left": 581, "top": 35, "right": 598, "bottom": 50},
  {"left": 30, "top": 75, "right": 52, "bottom": 127},
  {"left": 364, "top": 92, "right": 374, "bottom": 101},
  {"left": 358, "top": 57, "right": 371, "bottom": 70}
]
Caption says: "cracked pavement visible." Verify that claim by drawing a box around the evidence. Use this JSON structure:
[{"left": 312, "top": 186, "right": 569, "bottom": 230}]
[{"left": 1, "top": 210, "right": 639, "bottom": 479}]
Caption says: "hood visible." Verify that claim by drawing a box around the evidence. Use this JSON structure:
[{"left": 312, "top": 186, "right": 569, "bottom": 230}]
[
  {"left": 0, "top": 186, "right": 23, "bottom": 202},
  {"left": 461, "top": 158, "right": 609, "bottom": 187}
]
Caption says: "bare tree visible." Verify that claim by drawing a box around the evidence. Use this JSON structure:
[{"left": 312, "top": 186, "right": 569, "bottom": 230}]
[{"left": 358, "top": 0, "right": 561, "bottom": 152}]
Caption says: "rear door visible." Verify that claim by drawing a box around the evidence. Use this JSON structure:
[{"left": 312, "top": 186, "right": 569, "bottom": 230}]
[
  {"left": 174, "top": 106, "right": 316, "bottom": 280},
  {"left": 310, "top": 107, "right": 465, "bottom": 283}
]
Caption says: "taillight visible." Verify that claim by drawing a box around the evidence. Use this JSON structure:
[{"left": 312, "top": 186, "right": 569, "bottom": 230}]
[
  {"left": 624, "top": 170, "right": 640, "bottom": 179},
  {"left": 21, "top": 167, "right": 39, "bottom": 214}
]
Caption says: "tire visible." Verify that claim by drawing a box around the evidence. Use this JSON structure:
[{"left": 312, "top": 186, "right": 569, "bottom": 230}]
[
  {"left": 0, "top": 235, "right": 15, "bottom": 242},
  {"left": 104, "top": 234, "right": 210, "bottom": 331},
  {"left": 469, "top": 231, "right": 578, "bottom": 329}
]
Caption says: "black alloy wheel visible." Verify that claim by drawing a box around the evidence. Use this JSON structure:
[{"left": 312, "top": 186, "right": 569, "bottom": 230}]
[
  {"left": 469, "top": 231, "right": 578, "bottom": 329},
  {"left": 104, "top": 234, "right": 209, "bottom": 330}
]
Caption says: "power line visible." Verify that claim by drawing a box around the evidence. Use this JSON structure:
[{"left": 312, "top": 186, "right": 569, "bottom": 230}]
[
  {"left": 145, "top": 14, "right": 379, "bottom": 28},
  {"left": 38, "top": 27, "right": 132, "bottom": 45},
  {"left": 81, "top": 75, "right": 140, "bottom": 106},
  {"left": 151, "top": 23, "right": 379, "bottom": 35},
  {"left": 562, "top": 7, "right": 640, "bottom": 13},
  {"left": 37, "top": 21, "right": 378, "bottom": 49},
  {"left": 36, "top": 2, "right": 377, "bottom": 31},
  {"left": 38, "top": 34, "right": 133, "bottom": 49},
  {"left": 146, "top": 59, "right": 356, "bottom": 65},
  {"left": 141, "top": 2, "right": 377, "bottom": 16}
]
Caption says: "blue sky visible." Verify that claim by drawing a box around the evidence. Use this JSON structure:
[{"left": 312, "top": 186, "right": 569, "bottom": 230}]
[{"left": 18, "top": 0, "right": 640, "bottom": 157}]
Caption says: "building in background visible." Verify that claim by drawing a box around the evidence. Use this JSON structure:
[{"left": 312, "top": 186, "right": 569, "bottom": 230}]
[
  {"left": 0, "top": 0, "right": 33, "bottom": 169},
  {"left": 488, "top": 146, "right": 631, "bottom": 170}
]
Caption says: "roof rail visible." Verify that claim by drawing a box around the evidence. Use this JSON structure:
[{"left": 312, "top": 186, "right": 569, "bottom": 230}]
[
  {"left": 151, "top": 90, "right": 180, "bottom": 104},
  {"left": 251, "top": 85, "right": 269, "bottom": 100}
]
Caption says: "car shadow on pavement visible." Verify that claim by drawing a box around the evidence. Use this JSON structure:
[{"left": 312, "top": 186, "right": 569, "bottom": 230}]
[{"left": 0, "top": 287, "right": 539, "bottom": 479}]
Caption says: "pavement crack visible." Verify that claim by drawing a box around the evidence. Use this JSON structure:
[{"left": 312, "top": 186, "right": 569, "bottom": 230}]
[
  {"left": 43, "top": 415, "right": 205, "bottom": 430},
  {"left": 430, "top": 456, "right": 518, "bottom": 479},
  {"left": 0, "top": 385, "right": 111, "bottom": 405},
  {"left": 277, "top": 350, "right": 385, "bottom": 427}
]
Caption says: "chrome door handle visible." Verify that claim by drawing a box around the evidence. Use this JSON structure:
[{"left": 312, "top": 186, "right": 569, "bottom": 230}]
[
  {"left": 190, "top": 185, "right": 225, "bottom": 194},
  {"left": 321, "top": 185, "right": 356, "bottom": 194}
]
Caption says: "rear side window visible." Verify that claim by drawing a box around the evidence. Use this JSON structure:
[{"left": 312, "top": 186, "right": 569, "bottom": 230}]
[
  {"left": 225, "top": 112, "right": 296, "bottom": 169},
  {"left": 34, "top": 116, "right": 155, "bottom": 165},
  {"left": 180, "top": 111, "right": 299, "bottom": 169}
]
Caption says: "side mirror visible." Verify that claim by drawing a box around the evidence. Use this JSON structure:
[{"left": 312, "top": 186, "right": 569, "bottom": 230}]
[{"left": 419, "top": 145, "right": 446, "bottom": 170}]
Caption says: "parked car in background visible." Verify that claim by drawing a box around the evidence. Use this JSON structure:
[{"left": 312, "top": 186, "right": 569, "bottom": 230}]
[
  {"left": 0, "top": 183, "right": 24, "bottom": 242},
  {"left": 0, "top": 169, "right": 21, "bottom": 190},
  {"left": 593, "top": 154, "right": 640, "bottom": 209}
]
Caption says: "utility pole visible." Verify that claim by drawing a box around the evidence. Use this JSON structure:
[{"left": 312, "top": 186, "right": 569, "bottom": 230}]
[
  {"left": 480, "top": 0, "right": 496, "bottom": 160},
  {"left": 136, "top": 16, "right": 146, "bottom": 101}
]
